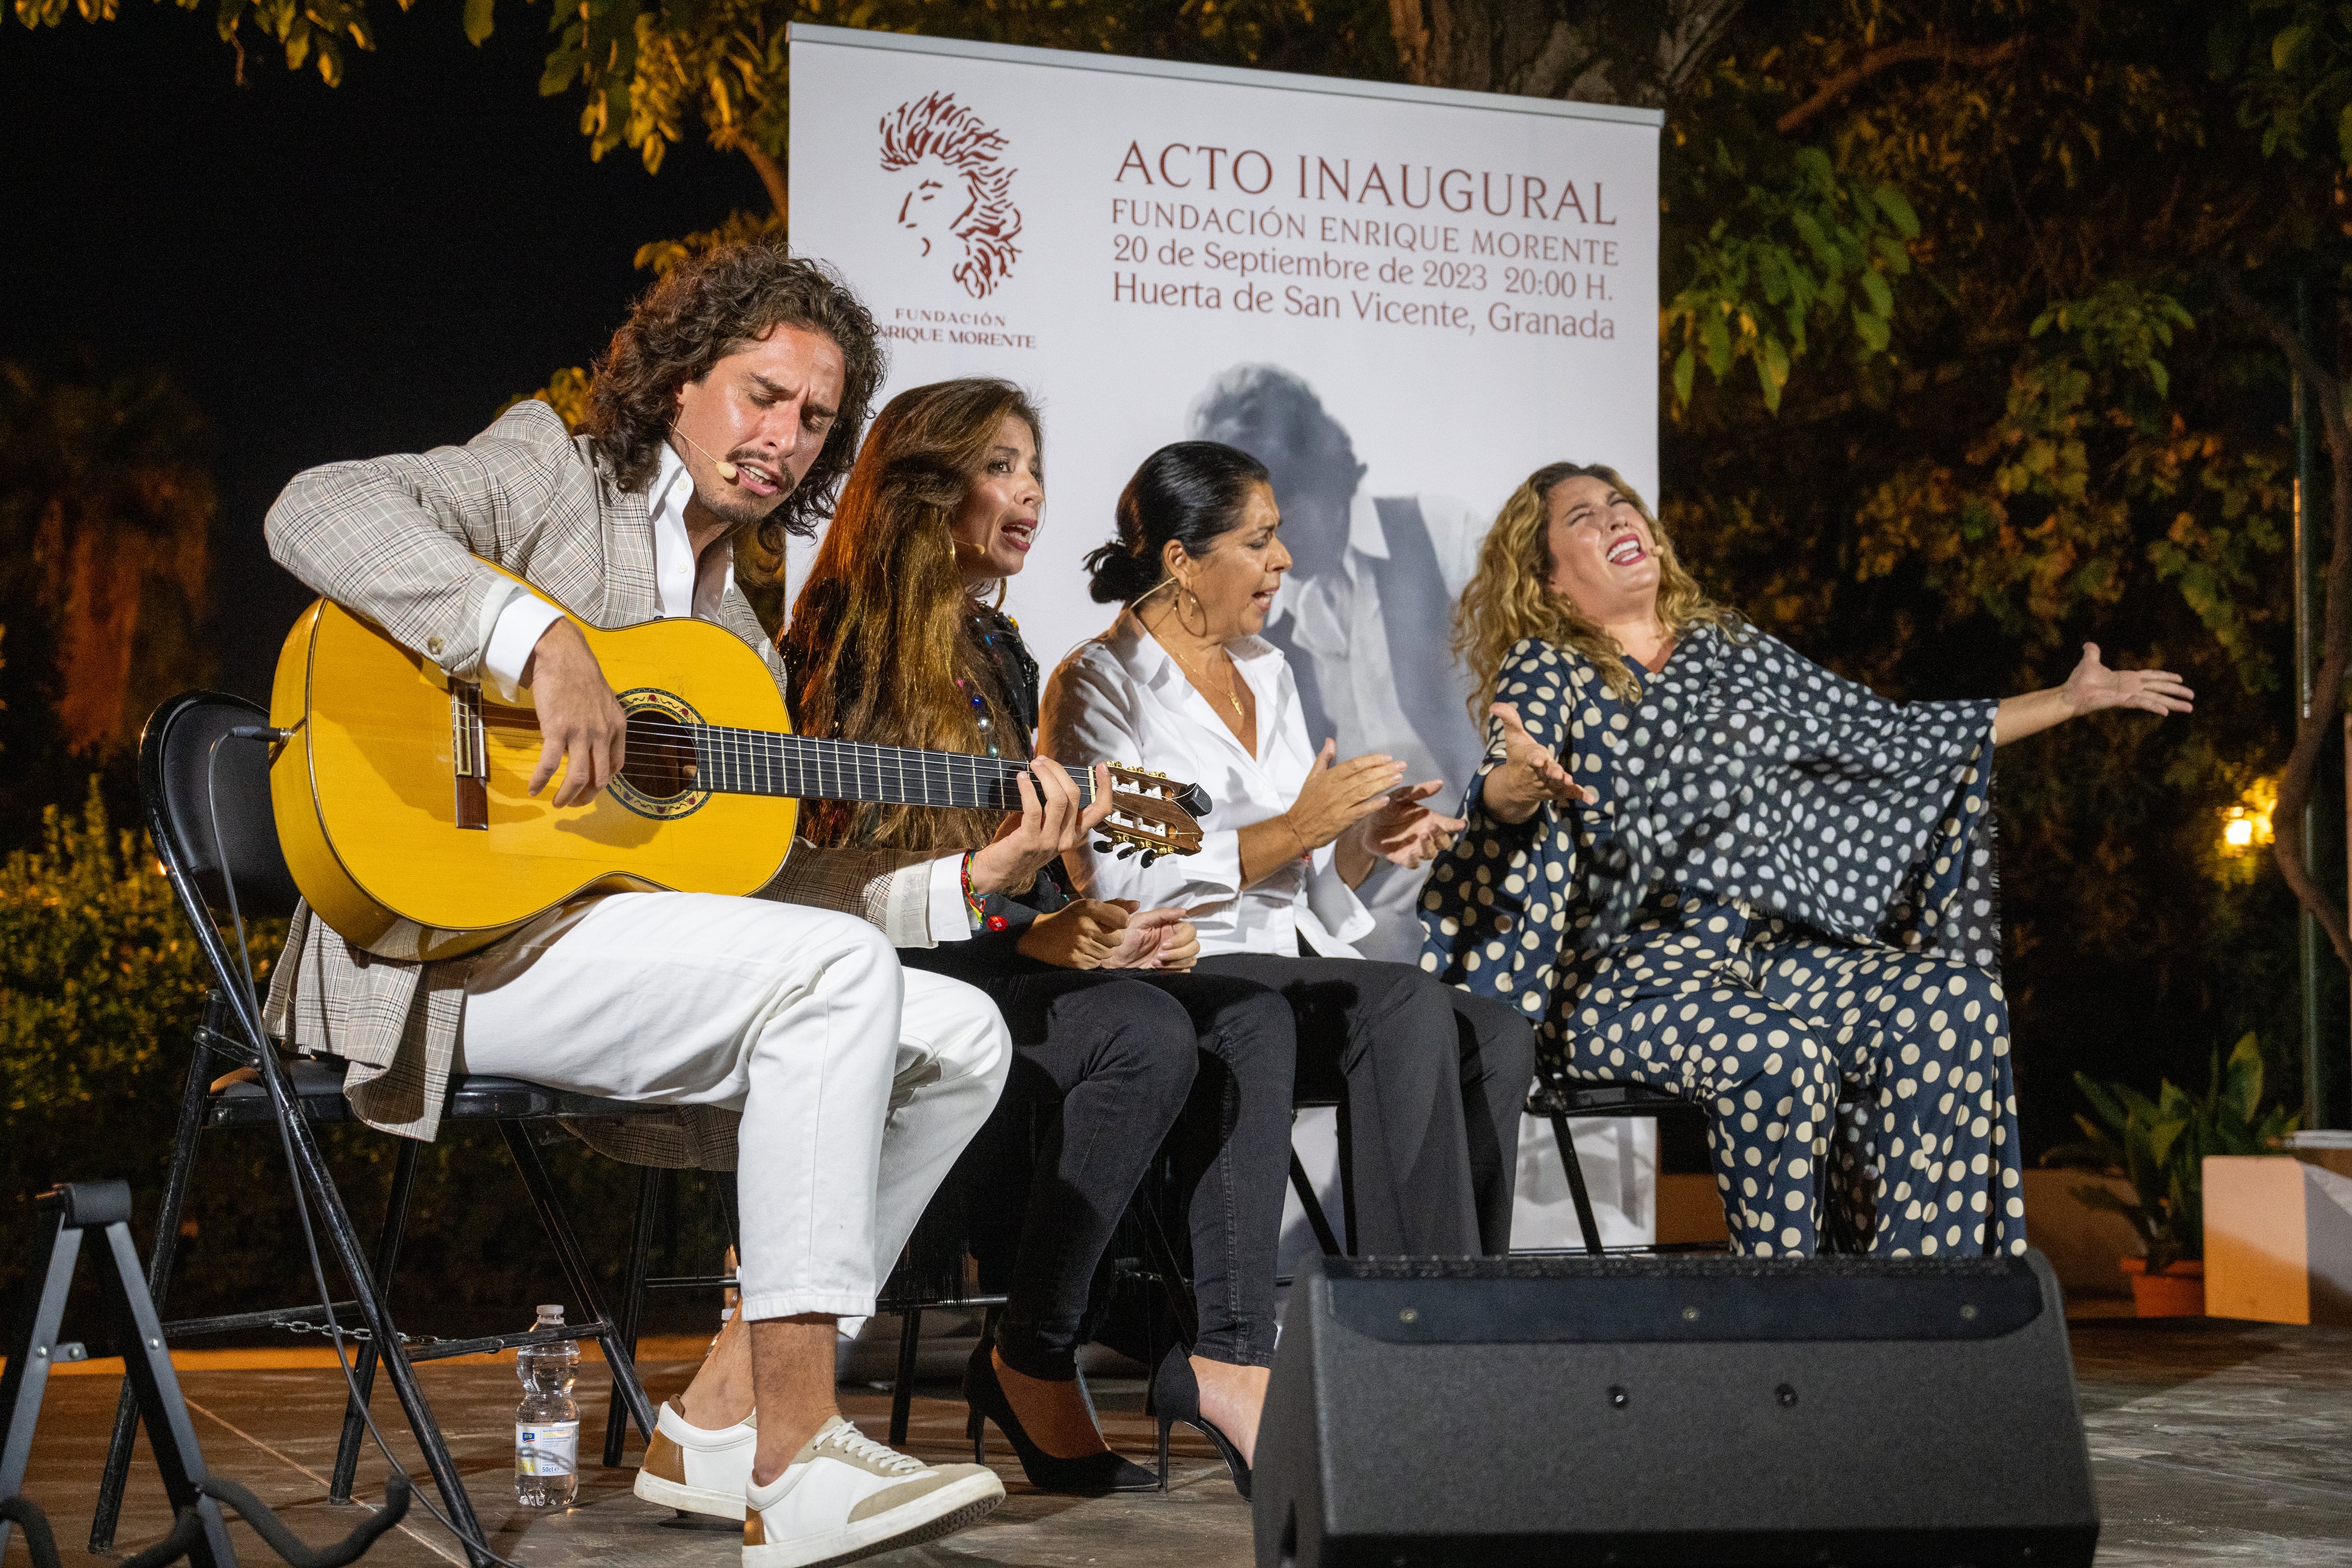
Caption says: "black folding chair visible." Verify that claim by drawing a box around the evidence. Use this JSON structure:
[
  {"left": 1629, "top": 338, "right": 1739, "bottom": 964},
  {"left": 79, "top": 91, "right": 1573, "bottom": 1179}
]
[
  {"left": 91, "top": 692, "right": 665, "bottom": 1568},
  {"left": 1287, "top": 1098, "right": 1349, "bottom": 1259},
  {"left": 1528, "top": 1069, "right": 1722, "bottom": 1256}
]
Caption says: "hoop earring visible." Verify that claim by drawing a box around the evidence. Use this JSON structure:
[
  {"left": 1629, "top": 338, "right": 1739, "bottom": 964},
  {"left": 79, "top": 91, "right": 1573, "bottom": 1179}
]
[{"left": 1178, "top": 586, "right": 1211, "bottom": 640}]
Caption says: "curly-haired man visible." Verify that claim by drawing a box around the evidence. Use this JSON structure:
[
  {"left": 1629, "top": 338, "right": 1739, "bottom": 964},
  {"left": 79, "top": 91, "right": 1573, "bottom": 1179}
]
[{"left": 262, "top": 242, "right": 1077, "bottom": 1566}]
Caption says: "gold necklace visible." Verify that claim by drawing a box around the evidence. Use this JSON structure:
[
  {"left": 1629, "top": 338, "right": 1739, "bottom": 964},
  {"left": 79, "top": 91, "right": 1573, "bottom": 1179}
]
[{"left": 1168, "top": 640, "right": 1246, "bottom": 725}]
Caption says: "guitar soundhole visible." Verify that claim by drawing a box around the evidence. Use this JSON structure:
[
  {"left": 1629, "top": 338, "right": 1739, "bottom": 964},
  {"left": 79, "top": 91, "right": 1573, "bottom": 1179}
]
[{"left": 620, "top": 709, "right": 699, "bottom": 802}]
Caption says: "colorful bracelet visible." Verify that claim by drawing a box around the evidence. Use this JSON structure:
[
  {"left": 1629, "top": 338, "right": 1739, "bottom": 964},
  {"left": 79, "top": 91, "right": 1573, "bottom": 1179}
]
[{"left": 959, "top": 852, "right": 986, "bottom": 929}]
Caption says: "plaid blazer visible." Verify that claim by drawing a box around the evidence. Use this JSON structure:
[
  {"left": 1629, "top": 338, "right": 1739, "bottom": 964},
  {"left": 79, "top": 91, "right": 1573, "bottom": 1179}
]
[{"left": 260, "top": 400, "right": 946, "bottom": 1166}]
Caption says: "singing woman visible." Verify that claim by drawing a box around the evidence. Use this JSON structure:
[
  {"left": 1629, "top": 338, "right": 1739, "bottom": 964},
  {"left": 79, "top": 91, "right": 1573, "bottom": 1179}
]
[
  {"left": 782, "top": 381, "right": 1289, "bottom": 1496},
  {"left": 1424, "top": 462, "right": 2193, "bottom": 1255},
  {"left": 1042, "top": 441, "right": 1538, "bottom": 1261}
]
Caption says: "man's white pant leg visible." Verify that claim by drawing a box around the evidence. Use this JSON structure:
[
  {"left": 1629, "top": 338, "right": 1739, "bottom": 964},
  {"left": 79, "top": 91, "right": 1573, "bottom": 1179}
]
[
  {"left": 732, "top": 917, "right": 917, "bottom": 1321},
  {"left": 869, "top": 970, "right": 1010, "bottom": 1286},
  {"left": 458, "top": 893, "right": 910, "bottom": 1324}
]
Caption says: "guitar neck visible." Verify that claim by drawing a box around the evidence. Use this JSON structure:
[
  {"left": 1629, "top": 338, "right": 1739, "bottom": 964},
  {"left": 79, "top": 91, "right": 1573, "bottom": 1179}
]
[{"left": 693, "top": 728, "right": 1094, "bottom": 811}]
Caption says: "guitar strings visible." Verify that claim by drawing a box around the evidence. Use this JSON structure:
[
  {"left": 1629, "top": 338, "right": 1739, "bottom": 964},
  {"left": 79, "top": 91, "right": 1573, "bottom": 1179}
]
[
  {"left": 470, "top": 715, "right": 1185, "bottom": 842},
  {"left": 474, "top": 715, "right": 1110, "bottom": 802}
]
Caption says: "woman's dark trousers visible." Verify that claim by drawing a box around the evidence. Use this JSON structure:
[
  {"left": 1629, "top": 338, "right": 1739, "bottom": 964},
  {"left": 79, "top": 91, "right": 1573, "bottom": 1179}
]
[
  {"left": 910, "top": 959, "right": 1296, "bottom": 1377},
  {"left": 1196, "top": 954, "right": 1536, "bottom": 1256}
]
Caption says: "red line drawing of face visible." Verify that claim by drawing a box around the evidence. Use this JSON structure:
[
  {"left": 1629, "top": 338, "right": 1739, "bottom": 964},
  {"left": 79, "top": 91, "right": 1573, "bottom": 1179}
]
[{"left": 879, "top": 92, "right": 1022, "bottom": 299}]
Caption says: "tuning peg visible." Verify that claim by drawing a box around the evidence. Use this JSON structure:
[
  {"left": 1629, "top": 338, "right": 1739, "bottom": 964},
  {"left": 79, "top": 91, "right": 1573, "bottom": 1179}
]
[
  {"left": 1092, "top": 839, "right": 1113, "bottom": 853},
  {"left": 1139, "top": 850, "right": 1161, "bottom": 867},
  {"left": 1116, "top": 844, "right": 1140, "bottom": 859}
]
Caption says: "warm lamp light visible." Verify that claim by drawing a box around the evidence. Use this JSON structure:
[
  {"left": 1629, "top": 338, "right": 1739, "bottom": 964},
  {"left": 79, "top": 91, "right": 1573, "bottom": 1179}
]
[{"left": 2216, "top": 781, "right": 2276, "bottom": 864}]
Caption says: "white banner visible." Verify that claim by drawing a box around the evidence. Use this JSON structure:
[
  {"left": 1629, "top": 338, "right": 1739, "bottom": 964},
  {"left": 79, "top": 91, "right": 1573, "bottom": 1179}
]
[{"left": 790, "top": 24, "right": 1660, "bottom": 959}]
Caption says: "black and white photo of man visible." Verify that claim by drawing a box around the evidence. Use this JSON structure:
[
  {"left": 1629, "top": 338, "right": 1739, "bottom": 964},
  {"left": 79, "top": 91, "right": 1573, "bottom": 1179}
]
[{"left": 1190, "top": 364, "right": 1488, "bottom": 960}]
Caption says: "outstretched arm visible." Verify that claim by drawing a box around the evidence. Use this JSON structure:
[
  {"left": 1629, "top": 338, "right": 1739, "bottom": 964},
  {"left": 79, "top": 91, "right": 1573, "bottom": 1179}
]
[
  {"left": 1994, "top": 642, "right": 2194, "bottom": 746},
  {"left": 1480, "top": 702, "right": 1599, "bottom": 824}
]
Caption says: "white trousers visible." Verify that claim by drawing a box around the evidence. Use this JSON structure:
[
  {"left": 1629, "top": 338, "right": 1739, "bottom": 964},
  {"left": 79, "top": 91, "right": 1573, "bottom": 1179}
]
[{"left": 457, "top": 892, "right": 1009, "bottom": 1321}]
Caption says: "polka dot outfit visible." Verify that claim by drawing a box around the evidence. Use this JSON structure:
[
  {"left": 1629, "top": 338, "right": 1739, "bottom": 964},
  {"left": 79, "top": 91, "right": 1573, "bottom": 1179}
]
[{"left": 1419, "top": 629, "right": 2025, "bottom": 1257}]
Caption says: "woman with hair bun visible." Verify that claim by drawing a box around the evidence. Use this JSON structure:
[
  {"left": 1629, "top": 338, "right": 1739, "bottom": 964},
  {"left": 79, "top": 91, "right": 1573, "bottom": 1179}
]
[
  {"left": 1426, "top": 462, "right": 2193, "bottom": 1257},
  {"left": 784, "top": 382, "right": 1292, "bottom": 1498},
  {"left": 1043, "top": 441, "right": 1537, "bottom": 1269}
]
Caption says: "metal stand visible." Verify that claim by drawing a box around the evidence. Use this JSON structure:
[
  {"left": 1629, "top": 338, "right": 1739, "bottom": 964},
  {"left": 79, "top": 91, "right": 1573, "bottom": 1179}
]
[
  {"left": 2, "top": 1180, "right": 411, "bottom": 1568},
  {"left": 3, "top": 1181, "right": 237, "bottom": 1568}
]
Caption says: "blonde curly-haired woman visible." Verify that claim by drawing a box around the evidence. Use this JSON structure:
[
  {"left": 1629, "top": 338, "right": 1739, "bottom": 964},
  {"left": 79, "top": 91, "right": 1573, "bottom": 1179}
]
[{"left": 1421, "top": 462, "right": 2192, "bottom": 1257}]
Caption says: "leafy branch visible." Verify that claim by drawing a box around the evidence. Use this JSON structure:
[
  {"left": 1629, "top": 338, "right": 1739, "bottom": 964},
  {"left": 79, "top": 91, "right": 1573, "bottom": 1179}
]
[{"left": 1665, "top": 143, "right": 1919, "bottom": 411}]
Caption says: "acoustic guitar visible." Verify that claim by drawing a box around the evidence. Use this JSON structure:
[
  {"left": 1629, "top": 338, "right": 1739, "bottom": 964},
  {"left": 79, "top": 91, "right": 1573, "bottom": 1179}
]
[{"left": 268, "top": 586, "right": 1206, "bottom": 962}]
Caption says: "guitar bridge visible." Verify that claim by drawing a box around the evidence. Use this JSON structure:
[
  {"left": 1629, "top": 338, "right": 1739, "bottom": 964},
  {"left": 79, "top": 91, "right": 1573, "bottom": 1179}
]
[{"left": 451, "top": 684, "right": 489, "bottom": 830}]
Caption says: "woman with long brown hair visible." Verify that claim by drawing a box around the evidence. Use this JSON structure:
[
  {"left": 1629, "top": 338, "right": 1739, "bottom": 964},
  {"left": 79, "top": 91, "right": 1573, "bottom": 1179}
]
[
  {"left": 783, "top": 379, "right": 1292, "bottom": 1497},
  {"left": 1427, "top": 461, "right": 2192, "bottom": 1255}
]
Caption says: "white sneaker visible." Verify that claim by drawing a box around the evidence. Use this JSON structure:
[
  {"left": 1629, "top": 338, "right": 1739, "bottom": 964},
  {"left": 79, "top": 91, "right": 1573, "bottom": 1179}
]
[
  {"left": 742, "top": 1416, "right": 1002, "bottom": 1568},
  {"left": 635, "top": 1401, "right": 755, "bottom": 1520}
]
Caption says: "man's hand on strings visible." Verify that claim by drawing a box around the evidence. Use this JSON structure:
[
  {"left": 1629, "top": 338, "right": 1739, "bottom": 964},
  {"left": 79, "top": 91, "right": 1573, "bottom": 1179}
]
[
  {"left": 524, "top": 619, "right": 628, "bottom": 808},
  {"left": 970, "top": 759, "right": 1114, "bottom": 896}
]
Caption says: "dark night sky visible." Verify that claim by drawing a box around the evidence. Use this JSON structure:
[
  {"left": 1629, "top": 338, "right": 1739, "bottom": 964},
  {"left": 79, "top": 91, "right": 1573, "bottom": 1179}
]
[{"left": 1, "top": 3, "right": 762, "bottom": 701}]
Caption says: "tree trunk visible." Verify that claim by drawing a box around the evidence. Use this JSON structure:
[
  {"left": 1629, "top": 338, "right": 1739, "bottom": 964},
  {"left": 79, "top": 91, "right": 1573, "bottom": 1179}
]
[
  {"left": 744, "top": 147, "right": 789, "bottom": 224},
  {"left": 1387, "top": 0, "right": 1742, "bottom": 105},
  {"left": 2219, "top": 271, "right": 2352, "bottom": 968}
]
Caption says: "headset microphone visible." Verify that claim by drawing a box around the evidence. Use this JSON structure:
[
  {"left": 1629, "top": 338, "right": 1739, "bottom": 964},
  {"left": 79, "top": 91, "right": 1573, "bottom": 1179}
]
[{"left": 672, "top": 426, "right": 740, "bottom": 482}]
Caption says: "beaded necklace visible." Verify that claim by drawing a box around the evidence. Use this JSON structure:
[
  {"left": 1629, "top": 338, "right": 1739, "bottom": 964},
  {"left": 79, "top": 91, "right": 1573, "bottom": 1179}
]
[
  {"left": 958, "top": 601, "right": 1039, "bottom": 760},
  {"left": 954, "top": 677, "right": 1000, "bottom": 757}
]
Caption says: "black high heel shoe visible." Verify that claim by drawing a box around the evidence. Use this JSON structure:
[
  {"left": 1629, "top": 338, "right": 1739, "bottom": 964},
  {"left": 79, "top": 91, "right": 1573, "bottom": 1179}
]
[
  {"left": 1150, "top": 1345, "right": 1252, "bottom": 1500},
  {"left": 963, "top": 1340, "right": 1158, "bottom": 1494}
]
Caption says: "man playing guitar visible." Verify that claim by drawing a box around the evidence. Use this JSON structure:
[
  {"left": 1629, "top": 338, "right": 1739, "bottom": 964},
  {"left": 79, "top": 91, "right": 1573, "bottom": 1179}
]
[{"left": 263, "top": 242, "right": 1084, "bottom": 1566}]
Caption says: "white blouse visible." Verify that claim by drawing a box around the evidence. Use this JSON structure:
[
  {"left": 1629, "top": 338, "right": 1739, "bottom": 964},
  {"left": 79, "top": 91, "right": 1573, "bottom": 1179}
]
[{"left": 1040, "top": 608, "right": 1375, "bottom": 958}]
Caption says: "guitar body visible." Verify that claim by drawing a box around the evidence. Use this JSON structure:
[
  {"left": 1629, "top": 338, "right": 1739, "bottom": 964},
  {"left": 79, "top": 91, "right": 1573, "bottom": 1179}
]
[{"left": 270, "top": 596, "right": 798, "bottom": 961}]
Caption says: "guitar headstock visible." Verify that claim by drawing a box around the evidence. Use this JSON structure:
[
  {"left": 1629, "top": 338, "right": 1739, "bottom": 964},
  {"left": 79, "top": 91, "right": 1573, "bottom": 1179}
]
[{"left": 1097, "top": 764, "right": 1212, "bottom": 864}]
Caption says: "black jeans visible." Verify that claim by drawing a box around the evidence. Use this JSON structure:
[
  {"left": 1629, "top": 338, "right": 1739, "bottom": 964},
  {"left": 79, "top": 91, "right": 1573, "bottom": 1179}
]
[
  {"left": 906, "top": 954, "right": 1295, "bottom": 1377},
  {"left": 1195, "top": 954, "right": 1536, "bottom": 1256}
]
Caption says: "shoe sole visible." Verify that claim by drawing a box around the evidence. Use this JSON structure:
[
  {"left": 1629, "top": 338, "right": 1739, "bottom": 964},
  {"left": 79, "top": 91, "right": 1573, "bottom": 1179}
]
[
  {"left": 634, "top": 1467, "right": 748, "bottom": 1522},
  {"left": 742, "top": 1472, "right": 1005, "bottom": 1568}
]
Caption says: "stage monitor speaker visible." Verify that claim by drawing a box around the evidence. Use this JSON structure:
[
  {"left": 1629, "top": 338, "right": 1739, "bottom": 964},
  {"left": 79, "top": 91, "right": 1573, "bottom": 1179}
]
[{"left": 1255, "top": 1252, "right": 2096, "bottom": 1567}]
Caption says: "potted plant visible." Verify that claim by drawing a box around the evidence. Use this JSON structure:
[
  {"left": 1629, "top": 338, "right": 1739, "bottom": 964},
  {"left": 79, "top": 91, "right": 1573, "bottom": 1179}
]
[{"left": 2044, "top": 1032, "right": 2298, "bottom": 1317}]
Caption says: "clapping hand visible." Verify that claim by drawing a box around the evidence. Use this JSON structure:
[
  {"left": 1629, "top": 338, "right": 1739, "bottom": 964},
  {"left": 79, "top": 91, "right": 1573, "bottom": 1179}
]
[
  {"left": 1286, "top": 739, "right": 1407, "bottom": 848},
  {"left": 2061, "top": 643, "right": 2195, "bottom": 719},
  {"left": 1354, "top": 780, "right": 1467, "bottom": 869}
]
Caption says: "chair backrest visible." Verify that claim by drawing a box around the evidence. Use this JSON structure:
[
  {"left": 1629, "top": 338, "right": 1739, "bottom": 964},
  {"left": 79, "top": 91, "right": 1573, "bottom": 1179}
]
[{"left": 138, "top": 692, "right": 303, "bottom": 929}]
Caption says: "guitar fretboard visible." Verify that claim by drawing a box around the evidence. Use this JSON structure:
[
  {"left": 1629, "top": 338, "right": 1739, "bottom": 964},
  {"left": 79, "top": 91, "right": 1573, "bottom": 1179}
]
[{"left": 684, "top": 725, "right": 1096, "bottom": 811}]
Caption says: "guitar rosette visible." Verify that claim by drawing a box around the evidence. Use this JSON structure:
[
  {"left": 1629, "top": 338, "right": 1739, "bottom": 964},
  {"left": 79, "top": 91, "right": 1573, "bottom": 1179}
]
[{"left": 609, "top": 688, "right": 712, "bottom": 819}]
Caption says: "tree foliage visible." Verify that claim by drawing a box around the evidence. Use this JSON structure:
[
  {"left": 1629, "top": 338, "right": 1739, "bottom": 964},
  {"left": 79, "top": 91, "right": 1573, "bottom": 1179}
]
[
  {"left": 0, "top": 360, "right": 217, "bottom": 843},
  {"left": 16, "top": 0, "right": 2352, "bottom": 1134},
  {"left": 0, "top": 786, "right": 733, "bottom": 1330}
]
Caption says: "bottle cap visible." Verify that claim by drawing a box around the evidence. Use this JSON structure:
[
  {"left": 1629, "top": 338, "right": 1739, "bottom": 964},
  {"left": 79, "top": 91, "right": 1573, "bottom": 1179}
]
[{"left": 537, "top": 1304, "right": 565, "bottom": 1320}]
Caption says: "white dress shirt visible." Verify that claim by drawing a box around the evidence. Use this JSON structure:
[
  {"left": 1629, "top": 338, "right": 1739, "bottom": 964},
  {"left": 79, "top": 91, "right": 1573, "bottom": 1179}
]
[
  {"left": 1263, "top": 490, "right": 1484, "bottom": 791},
  {"left": 1040, "top": 607, "right": 1375, "bottom": 958},
  {"left": 476, "top": 442, "right": 975, "bottom": 944},
  {"left": 1263, "top": 491, "right": 1487, "bottom": 963}
]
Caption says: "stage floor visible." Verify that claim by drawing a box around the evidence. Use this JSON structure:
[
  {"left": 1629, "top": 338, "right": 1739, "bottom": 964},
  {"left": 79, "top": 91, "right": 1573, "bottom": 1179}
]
[{"left": 9, "top": 1316, "right": 2350, "bottom": 1566}]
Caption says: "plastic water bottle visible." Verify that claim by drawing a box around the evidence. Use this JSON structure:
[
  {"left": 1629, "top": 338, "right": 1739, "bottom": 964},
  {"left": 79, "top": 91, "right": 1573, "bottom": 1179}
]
[{"left": 514, "top": 1305, "right": 580, "bottom": 1506}]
